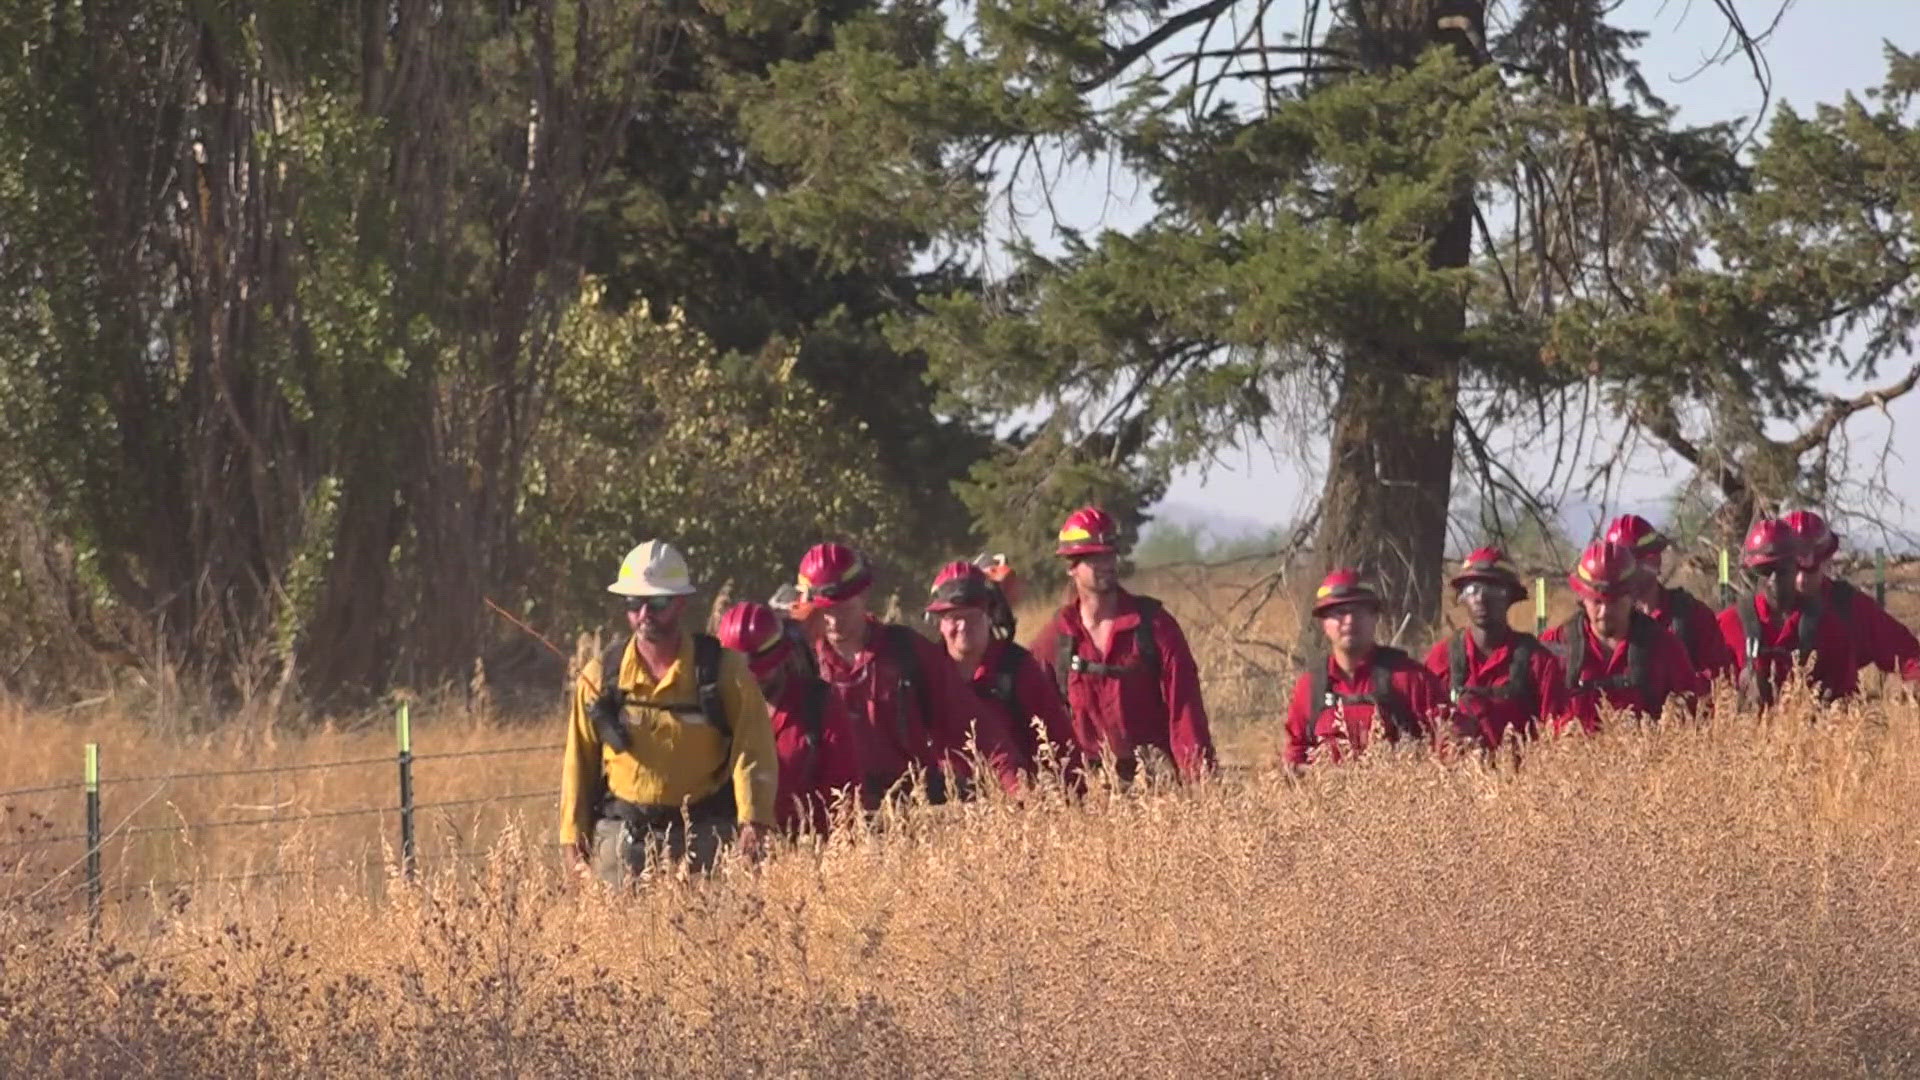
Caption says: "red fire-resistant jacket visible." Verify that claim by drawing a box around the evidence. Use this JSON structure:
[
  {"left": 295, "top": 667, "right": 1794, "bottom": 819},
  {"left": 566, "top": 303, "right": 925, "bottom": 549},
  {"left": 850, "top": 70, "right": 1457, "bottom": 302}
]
[
  {"left": 767, "top": 675, "right": 863, "bottom": 832},
  {"left": 1031, "top": 591, "right": 1215, "bottom": 779},
  {"left": 815, "top": 617, "right": 1023, "bottom": 802},
  {"left": 1539, "top": 615, "right": 1702, "bottom": 733},
  {"left": 1717, "top": 586, "right": 1919, "bottom": 703},
  {"left": 1829, "top": 580, "right": 1920, "bottom": 689},
  {"left": 1647, "top": 585, "right": 1739, "bottom": 689},
  {"left": 1283, "top": 648, "right": 1442, "bottom": 766},
  {"left": 1422, "top": 632, "right": 1570, "bottom": 748},
  {"left": 966, "top": 640, "right": 1077, "bottom": 774}
]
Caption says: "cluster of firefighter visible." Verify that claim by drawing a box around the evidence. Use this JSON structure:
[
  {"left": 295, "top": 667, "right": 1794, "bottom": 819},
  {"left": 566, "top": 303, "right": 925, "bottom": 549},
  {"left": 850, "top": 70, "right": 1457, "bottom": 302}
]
[{"left": 559, "top": 507, "right": 1920, "bottom": 882}]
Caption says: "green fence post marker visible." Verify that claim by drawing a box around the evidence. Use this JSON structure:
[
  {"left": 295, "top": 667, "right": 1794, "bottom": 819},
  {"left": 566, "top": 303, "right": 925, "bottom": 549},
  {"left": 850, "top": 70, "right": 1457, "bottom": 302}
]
[
  {"left": 84, "top": 742, "right": 100, "bottom": 934},
  {"left": 1534, "top": 577, "right": 1547, "bottom": 635},
  {"left": 1718, "top": 548, "right": 1732, "bottom": 608},
  {"left": 1877, "top": 548, "right": 1887, "bottom": 607},
  {"left": 396, "top": 701, "right": 415, "bottom": 880}
]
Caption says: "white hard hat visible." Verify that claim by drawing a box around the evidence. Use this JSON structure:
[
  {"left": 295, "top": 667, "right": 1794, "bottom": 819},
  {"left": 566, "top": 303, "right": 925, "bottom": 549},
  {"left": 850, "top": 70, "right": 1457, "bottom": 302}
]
[{"left": 608, "top": 540, "right": 697, "bottom": 598}]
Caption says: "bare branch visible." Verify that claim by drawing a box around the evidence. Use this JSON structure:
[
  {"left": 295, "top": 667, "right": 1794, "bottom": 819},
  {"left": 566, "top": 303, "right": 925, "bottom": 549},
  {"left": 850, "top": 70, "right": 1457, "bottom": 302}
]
[
  {"left": 1785, "top": 360, "right": 1920, "bottom": 456},
  {"left": 1077, "top": 0, "right": 1240, "bottom": 92}
]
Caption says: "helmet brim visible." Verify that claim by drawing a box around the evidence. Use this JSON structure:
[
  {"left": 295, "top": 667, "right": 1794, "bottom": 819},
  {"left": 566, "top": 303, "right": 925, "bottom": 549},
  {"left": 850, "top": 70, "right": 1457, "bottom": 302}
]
[
  {"left": 1566, "top": 574, "right": 1630, "bottom": 602},
  {"left": 1450, "top": 571, "right": 1525, "bottom": 603},
  {"left": 1056, "top": 542, "right": 1118, "bottom": 558},
  {"left": 607, "top": 580, "right": 697, "bottom": 598}
]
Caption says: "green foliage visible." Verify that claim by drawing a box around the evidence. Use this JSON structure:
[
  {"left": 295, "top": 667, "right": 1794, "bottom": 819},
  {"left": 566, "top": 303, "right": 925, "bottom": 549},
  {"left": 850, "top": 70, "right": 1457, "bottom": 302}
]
[
  {"left": 523, "top": 283, "right": 912, "bottom": 635},
  {"left": 955, "top": 420, "right": 1163, "bottom": 590},
  {"left": 1134, "top": 520, "right": 1291, "bottom": 569}
]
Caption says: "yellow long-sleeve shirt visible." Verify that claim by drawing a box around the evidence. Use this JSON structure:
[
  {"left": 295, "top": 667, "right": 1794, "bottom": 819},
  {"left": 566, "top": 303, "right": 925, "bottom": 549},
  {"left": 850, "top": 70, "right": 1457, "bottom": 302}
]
[{"left": 558, "top": 631, "right": 777, "bottom": 846}]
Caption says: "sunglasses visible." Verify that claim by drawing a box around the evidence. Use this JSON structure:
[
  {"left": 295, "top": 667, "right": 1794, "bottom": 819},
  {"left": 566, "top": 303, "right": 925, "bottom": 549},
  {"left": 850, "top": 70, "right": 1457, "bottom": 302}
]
[{"left": 622, "top": 595, "right": 678, "bottom": 614}]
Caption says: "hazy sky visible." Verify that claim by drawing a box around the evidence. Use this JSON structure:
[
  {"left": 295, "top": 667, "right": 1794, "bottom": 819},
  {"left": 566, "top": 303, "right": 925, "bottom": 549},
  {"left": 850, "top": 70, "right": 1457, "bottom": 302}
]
[{"left": 988, "top": 0, "right": 1920, "bottom": 549}]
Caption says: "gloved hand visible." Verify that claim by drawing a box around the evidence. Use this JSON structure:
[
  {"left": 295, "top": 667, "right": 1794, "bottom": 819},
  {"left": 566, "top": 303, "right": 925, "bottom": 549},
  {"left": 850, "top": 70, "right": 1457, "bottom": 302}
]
[{"left": 590, "top": 682, "right": 631, "bottom": 754}]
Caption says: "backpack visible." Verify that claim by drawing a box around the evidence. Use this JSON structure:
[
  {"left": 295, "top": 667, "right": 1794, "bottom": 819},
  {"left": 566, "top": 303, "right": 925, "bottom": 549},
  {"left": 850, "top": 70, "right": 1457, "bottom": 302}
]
[
  {"left": 1660, "top": 585, "right": 1700, "bottom": 654},
  {"left": 1556, "top": 611, "right": 1655, "bottom": 699},
  {"left": 596, "top": 633, "right": 730, "bottom": 739},
  {"left": 1446, "top": 632, "right": 1542, "bottom": 706},
  {"left": 1055, "top": 596, "right": 1165, "bottom": 702},
  {"left": 978, "top": 641, "right": 1032, "bottom": 717},
  {"left": 1303, "top": 646, "right": 1422, "bottom": 745},
  {"left": 1734, "top": 595, "right": 1821, "bottom": 664},
  {"left": 1828, "top": 578, "right": 1859, "bottom": 610},
  {"left": 881, "top": 623, "right": 938, "bottom": 748},
  {"left": 794, "top": 675, "right": 830, "bottom": 749}
]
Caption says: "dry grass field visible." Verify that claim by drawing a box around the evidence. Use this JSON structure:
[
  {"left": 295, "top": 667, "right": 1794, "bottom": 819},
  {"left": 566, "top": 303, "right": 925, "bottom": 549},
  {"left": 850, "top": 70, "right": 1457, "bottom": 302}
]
[{"left": 3, "top": 560, "right": 1919, "bottom": 1075}]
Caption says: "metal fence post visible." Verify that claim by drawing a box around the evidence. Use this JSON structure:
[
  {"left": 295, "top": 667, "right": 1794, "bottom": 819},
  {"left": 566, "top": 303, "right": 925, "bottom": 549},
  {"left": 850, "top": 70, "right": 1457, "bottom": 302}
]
[
  {"left": 84, "top": 742, "right": 100, "bottom": 933},
  {"left": 1534, "top": 577, "right": 1547, "bottom": 635},
  {"left": 1718, "top": 548, "right": 1733, "bottom": 608},
  {"left": 1877, "top": 548, "right": 1887, "bottom": 608},
  {"left": 396, "top": 702, "right": 415, "bottom": 880}
]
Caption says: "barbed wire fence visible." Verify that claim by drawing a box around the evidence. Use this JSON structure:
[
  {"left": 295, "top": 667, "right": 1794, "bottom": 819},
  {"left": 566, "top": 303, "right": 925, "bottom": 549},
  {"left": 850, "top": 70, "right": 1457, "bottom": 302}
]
[{"left": 0, "top": 703, "right": 564, "bottom": 931}]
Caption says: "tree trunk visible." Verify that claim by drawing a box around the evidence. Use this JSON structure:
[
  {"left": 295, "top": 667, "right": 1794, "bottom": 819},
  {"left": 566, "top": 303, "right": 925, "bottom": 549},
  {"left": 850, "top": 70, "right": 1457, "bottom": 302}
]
[{"left": 1310, "top": 0, "right": 1482, "bottom": 640}]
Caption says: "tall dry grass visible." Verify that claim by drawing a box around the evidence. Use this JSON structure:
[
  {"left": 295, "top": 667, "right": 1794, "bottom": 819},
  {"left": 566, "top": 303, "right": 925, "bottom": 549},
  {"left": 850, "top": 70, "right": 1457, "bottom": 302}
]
[
  {"left": 3, "top": 696, "right": 1917, "bottom": 1075},
  {"left": 3, "top": 567, "right": 1919, "bottom": 1074}
]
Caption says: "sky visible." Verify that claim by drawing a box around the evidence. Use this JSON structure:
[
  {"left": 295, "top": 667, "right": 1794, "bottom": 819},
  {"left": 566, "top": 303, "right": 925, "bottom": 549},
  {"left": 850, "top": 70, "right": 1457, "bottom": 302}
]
[{"left": 981, "top": 0, "right": 1920, "bottom": 552}]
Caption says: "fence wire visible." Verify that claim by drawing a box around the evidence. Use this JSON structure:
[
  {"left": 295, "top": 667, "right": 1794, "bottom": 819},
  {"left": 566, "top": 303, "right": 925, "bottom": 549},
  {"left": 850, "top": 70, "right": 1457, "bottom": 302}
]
[
  {"left": 123, "top": 804, "right": 392, "bottom": 838},
  {"left": 101, "top": 755, "right": 394, "bottom": 787},
  {"left": 0, "top": 781, "right": 78, "bottom": 799}
]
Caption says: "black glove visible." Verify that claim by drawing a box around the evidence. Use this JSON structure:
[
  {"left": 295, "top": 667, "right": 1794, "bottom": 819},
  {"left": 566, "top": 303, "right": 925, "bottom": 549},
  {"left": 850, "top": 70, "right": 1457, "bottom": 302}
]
[{"left": 590, "top": 683, "right": 631, "bottom": 754}]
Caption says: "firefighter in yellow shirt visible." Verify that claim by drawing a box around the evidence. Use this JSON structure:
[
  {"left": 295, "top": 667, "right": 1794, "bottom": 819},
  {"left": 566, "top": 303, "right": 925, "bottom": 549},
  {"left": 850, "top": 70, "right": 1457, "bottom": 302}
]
[{"left": 559, "top": 540, "right": 777, "bottom": 883}]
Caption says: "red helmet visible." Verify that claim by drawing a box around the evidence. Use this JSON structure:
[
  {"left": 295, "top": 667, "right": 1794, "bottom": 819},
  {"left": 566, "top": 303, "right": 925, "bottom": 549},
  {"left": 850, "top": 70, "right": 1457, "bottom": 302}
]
[
  {"left": 1603, "top": 514, "right": 1669, "bottom": 564},
  {"left": 716, "top": 601, "right": 791, "bottom": 679},
  {"left": 1450, "top": 546, "right": 1524, "bottom": 600},
  {"left": 926, "top": 560, "right": 994, "bottom": 613},
  {"left": 1055, "top": 507, "right": 1119, "bottom": 558},
  {"left": 1568, "top": 540, "right": 1639, "bottom": 602},
  {"left": 1741, "top": 518, "right": 1799, "bottom": 570},
  {"left": 796, "top": 542, "right": 872, "bottom": 607},
  {"left": 1312, "top": 568, "right": 1381, "bottom": 617},
  {"left": 1781, "top": 509, "right": 1839, "bottom": 569}
]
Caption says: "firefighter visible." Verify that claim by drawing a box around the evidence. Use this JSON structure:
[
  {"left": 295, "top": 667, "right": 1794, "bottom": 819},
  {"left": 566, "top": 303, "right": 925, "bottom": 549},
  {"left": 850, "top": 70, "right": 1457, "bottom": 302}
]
[
  {"left": 1283, "top": 569, "right": 1442, "bottom": 767},
  {"left": 1423, "top": 547, "right": 1569, "bottom": 750},
  {"left": 926, "top": 560, "right": 1076, "bottom": 778},
  {"left": 1603, "top": 514, "right": 1738, "bottom": 687},
  {"left": 1031, "top": 507, "right": 1216, "bottom": 781},
  {"left": 1541, "top": 541, "right": 1703, "bottom": 732},
  {"left": 1712, "top": 519, "right": 1840, "bottom": 709},
  {"left": 797, "top": 542, "right": 1023, "bottom": 807},
  {"left": 717, "top": 601, "right": 861, "bottom": 833},
  {"left": 1780, "top": 509, "right": 1920, "bottom": 696},
  {"left": 559, "top": 541, "right": 778, "bottom": 884}
]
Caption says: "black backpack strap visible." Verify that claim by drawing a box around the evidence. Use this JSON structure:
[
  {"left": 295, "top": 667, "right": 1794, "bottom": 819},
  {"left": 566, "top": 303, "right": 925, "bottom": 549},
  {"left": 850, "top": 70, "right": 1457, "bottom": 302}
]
[
  {"left": 1131, "top": 596, "right": 1164, "bottom": 676},
  {"left": 598, "top": 635, "right": 629, "bottom": 696},
  {"left": 1505, "top": 635, "right": 1539, "bottom": 705},
  {"left": 1303, "top": 663, "right": 1330, "bottom": 748},
  {"left": 1559, "top": 613, "right": 1586, "bottom": 693},
  {"left": 1055, "top": 625, "right": 1076, "bottom": 703},
  {"left": 691, "top": 633, "right": 729, "bottom": 739},
  {"left": 1737, "top": 595, "right": 1764, "bottom": 659},
  {"left": 1369, "top": 646, "right": 1420, "bottom": 739},
  {"left": 1447, "top": 634, "right": 1468, "bottom": 702},
  {"left": 885, "top": 624, "right": 933, "bottom": 747},
  {"left": 1662, "top": 586, "right": 1694, "bottom": 651},
  {"left": 1625, "top": 612, "right": 1655, "bottom": 700},
  {"left": 989, "top": 642, "right": 1027, "bottom": 713},
  {"left": 800, "top": 676, "right": 828, "bottom": 748}
]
